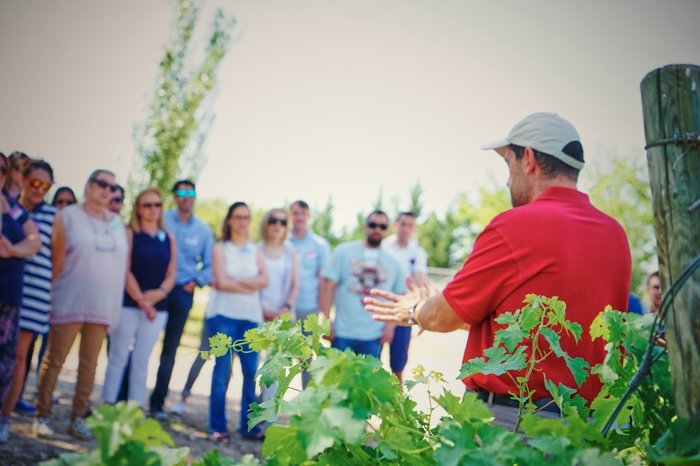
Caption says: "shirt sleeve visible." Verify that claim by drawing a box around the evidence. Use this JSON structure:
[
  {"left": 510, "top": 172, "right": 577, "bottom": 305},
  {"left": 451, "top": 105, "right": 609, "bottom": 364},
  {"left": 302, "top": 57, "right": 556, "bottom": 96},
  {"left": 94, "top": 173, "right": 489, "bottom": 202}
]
[
  {"left": 442, "top": 223, "right": 519, "bottom": 327},
  {"left": 195, "top": 224, "right": 215, "bottom": 287},
  {"left": 318, "top": 238, "right": 331, "bottom": 276}
]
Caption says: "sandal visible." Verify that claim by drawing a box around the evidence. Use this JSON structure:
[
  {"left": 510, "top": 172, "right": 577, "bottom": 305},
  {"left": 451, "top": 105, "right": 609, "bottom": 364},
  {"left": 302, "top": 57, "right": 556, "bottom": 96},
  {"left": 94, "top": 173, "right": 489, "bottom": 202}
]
[{"left": 210, "top": 431, "right": 231, "bottom": 445}]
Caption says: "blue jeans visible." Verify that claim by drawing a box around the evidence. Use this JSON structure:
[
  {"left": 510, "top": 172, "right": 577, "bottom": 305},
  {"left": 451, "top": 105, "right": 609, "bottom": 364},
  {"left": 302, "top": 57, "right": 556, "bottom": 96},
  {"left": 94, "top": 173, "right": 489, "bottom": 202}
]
[
  {"left": 332, "top": 336, "right": 381, "bottom": 358},
  {"left": 206, "top": 315, "right": 261, "bottom": 436},
  {"left": 388, "top": 326, "right": 411, "bottom": 372},
  {"left": 149, "top": 285, "right": 193, "bottom": 412}
]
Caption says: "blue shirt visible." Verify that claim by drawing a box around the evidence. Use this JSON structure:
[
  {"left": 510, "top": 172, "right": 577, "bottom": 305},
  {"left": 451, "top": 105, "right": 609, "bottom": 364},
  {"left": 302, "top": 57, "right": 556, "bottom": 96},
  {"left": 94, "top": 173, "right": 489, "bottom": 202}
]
[
  {"left": 323, "top": 240, "right": 406, "bottom": 341},
  {"left": 163, "top": 209, "right": 214, "bottom": 287},
  {"left": 290, "top": 230, "right": 330, "bottom": 312},
  {"left": 1, "top": 200, "right": 30, "bottom": 306}
]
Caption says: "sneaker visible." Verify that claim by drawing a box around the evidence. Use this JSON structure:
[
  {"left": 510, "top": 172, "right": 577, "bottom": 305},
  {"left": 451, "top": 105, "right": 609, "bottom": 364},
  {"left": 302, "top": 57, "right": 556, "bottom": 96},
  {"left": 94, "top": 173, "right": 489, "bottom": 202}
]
[
  {"left": 68, "top": 417, "right": 92, "bottom": 440},
  {"left": 14, "top": 399, "right": 36, "bottom": 416},
  {"left": 169, "top": 399, "right": 186, "bottom": 416},
  {"left": 0, "top": 417, "right": 10, "bottom": 443},
  {"left": 33, "top": 417, "right": 54, "bottom": 438},
  {"left": 150, "top": 410, "right": 169, "bottom": 422}
]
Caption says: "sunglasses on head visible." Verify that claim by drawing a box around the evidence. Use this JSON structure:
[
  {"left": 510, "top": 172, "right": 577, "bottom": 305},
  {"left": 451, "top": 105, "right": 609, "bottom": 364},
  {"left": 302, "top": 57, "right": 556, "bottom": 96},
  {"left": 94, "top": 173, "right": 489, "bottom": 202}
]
[
  {"left": 367, "top": 222, "right": 388, "bottom": 230},
  {"left": 140, "top": 202, "right": 163, "bottom": 209},
  {"left": 268, "top": 217, "right": 288, "bottom": 226},
  {"left": 175, "top": 189, "right": 196, "bottom": 198},
  {"left": 28, "top": 179, "right": 53, "bottom": 191},
  {"left": 92, "top": 178, "right": 119, "bottom": 192}
]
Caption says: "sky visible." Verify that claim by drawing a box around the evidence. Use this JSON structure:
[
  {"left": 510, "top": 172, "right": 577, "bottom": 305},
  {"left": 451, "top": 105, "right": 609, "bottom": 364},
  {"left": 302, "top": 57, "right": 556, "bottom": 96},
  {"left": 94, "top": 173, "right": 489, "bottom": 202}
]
[{"left": 1, "top": 0, "right": 699, "bottom": 229}]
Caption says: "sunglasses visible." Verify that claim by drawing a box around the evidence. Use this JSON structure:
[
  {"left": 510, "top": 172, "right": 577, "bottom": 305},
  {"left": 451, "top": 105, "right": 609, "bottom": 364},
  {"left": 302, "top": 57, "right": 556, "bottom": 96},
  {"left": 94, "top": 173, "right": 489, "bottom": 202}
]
[
  {"left": 175, "top": 189, "right": 196, "bottom": 198},
  {"left": 110, "top": 197, "right": 124, "bottom": 204},
  {"left": 54, "top": 199, "right": 75, "bottom": 206},
  {"left": 268, "top": 217, "right": 288, "bottom": 226},
  {"left": 140, "top": 202, "right": 163, "bottom": 209},
  {"left": 92, "top": 178, "right": 119, "bottom": 192},
  {"left": 28, "top": 179, "right": 54, "bottom": 191},
  {"left": 366, "top": 222, "right": 388, "bottom": 230}
]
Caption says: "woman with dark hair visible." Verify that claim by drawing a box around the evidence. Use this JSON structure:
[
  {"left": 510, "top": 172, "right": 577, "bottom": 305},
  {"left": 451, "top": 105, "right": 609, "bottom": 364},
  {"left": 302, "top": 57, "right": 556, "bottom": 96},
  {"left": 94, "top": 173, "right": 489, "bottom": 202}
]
[
  {"left": 51, "top": 187, "right": 77, "bottom": 209},
  {"left": 205, "top": 201, "right": 267, "bottom": 443},
  {"left": 102, "top": 188, "right": 175, "bottom": 408},
  {"left": 33, "top": 169, "right": 128, "bottom": 440},
  {"left": 0, "top": 154, "right": 41, "bottom": 443},
  {"left": 2, "top": 160, "right": 57, "bottom": 428}
]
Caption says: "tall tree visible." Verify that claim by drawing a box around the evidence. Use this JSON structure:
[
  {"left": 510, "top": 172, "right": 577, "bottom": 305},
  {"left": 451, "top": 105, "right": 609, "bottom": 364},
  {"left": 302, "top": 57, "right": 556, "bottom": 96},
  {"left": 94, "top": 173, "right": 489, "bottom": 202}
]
[{"left": 130, "top": 0, "right": 235, "bottom": 204}]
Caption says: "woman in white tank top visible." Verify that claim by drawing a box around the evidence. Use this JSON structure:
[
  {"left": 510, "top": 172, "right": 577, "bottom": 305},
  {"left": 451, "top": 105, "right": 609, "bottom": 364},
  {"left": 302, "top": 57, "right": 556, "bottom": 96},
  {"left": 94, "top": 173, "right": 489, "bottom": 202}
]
[
  {"left": 205, "top": 202, "right": 268, "bottom": 443},
  {"left": 258, "top": 208, "right": 299, "bottom": 403}
]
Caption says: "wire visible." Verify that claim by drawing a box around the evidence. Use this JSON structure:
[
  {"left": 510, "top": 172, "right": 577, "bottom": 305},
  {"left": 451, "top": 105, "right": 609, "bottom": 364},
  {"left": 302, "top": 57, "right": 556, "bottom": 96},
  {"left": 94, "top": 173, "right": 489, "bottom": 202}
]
[{"left": 601, "top": 255, "right": 700, "bottom": 436}]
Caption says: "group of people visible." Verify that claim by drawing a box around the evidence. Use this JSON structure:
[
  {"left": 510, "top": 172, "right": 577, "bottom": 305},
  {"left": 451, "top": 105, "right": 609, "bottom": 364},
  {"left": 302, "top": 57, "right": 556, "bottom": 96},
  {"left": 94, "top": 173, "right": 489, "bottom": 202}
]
[
  {"left": 0, "top": 111, "right": 664, "bottom": 441},
  {"left": 0, "top": 153, "right": 430, "bottom": 444}
]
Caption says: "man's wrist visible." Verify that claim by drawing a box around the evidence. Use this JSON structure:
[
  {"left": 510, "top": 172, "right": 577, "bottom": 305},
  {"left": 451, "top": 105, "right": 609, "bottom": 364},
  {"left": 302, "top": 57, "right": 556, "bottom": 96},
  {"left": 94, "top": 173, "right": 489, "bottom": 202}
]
[{"left": 408, "top": 300, "right": 423, "bottom": 326}]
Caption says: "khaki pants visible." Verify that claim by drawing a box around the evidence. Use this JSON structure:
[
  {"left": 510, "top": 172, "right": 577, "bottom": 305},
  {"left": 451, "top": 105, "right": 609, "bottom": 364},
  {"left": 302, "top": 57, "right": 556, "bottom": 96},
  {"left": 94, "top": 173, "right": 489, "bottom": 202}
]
[{"left": 35, "top": 322, "right": 107, "bottom": 420}]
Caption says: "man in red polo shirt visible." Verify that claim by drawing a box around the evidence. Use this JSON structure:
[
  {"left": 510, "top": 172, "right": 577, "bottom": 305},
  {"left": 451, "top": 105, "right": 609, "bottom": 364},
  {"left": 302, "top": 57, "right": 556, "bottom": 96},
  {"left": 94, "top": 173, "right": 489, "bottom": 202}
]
[{"left": 365, "top": 112, "right": 631, "bottom": 428}]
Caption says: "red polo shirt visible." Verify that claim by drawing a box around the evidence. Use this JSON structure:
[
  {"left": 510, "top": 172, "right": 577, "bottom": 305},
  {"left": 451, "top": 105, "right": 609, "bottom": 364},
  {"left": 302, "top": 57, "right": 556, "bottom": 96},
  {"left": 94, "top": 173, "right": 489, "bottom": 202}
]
[{"left": 443, "top": 187, "right": 631, "bottom": 402}]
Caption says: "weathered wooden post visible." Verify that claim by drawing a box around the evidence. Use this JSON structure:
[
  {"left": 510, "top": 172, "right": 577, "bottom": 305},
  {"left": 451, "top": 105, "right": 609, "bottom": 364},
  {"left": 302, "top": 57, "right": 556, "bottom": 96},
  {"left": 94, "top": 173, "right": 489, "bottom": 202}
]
[{"left": 640, "top": 64, "right": 700, "bottom": 421}]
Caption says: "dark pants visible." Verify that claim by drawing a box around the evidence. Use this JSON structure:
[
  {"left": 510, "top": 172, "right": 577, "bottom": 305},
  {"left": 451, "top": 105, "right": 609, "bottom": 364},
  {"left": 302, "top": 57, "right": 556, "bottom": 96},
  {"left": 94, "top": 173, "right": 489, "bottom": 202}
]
[
  {"left": 332, "top": 336, "right": 381, "bottom": 359},
  {"left": 149, "top": 285, "right": 193, "bottom": 413},
  {"left": 388, "top": 326, "right": 411, "bottom": 373},
  {"left": 0, "top": 304, "right": 20, "bottom": 410}
]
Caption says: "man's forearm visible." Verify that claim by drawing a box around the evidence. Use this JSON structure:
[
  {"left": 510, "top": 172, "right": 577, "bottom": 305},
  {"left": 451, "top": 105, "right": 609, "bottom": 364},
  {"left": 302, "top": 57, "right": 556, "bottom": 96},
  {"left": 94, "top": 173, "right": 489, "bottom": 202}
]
[{"left": 415, "top": 293, "right": 468, "bottom": 333}]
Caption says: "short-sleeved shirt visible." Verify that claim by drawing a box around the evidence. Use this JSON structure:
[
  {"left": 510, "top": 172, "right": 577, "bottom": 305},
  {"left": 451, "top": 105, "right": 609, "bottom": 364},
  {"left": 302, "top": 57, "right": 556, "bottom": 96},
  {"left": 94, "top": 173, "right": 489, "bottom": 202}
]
[
  {"left": 0, "top": 201, "right": 30, "bottom": 306},
  {"left": 290, "top": 231, "right": 330, "bottom": 312},
  {"left": 323, "top": 240, "right": 406, "bottom": 341},
  {"left": 163, "top": 209, "right": 214, "bottom": 287},
  {"left": 443, "top": 187, "right": 631, "bottom": 402},
  {"left": 383, "top": 235, "right": 428, "bottom": 279},
  {"left": 19, "top": 202, "right": 57, "bottom": 334},
  {"left": 123, "top": 229, "right": 172, "bottom": 311}
]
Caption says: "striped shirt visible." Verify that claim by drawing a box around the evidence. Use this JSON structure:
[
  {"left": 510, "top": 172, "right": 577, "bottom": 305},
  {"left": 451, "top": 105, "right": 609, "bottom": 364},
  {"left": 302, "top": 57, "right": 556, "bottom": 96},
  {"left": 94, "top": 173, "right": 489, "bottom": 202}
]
[{"left": 19, "top": 202, "right": 57, "bottom": 334}]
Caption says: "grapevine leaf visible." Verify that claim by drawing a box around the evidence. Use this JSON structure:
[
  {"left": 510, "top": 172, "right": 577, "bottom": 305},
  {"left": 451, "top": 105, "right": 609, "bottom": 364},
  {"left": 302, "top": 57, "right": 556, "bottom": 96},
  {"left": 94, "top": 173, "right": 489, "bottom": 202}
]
[
  {"left": 495, "top": 325, "right": 527, "bottom": 352},
  {"left": 435, "top": 391, "right": 494, "bottom": 423},
  {"left": 543, "top": 378, "right": 590, "bottom": 419},
  {"left": 299, "top": 406, "right": 365, "bottom": 457},
  {"left": 205, "top": 332, "right": 233, "bottom": 358},
  {"left": 564, "top": 355, "right": 590, "bottom": 387},
  {"left": 459, "top": 345, "right": 527, "bottom": 378},
  {"left": 494, "top": 310, "right": 518, "bottom": 326},
  {"left": 540, "top": 327, "right": 566, "bottom": 358},
  {"left": 261, "top": 424, "right": 306, "bottom": 465}
]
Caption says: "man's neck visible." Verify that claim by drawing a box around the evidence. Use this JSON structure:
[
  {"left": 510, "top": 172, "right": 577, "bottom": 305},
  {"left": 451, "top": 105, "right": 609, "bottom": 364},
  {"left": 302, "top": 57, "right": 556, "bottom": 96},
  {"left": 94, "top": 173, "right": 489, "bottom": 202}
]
[
  {"left": 292, "top": 226, "right": 308, "bottom": 238},
  {"left": 396, "top": 236, "right": 410, "bottom": 248},
  {"left": 177, "top": 209, "right": 193, "bottom": 223}
]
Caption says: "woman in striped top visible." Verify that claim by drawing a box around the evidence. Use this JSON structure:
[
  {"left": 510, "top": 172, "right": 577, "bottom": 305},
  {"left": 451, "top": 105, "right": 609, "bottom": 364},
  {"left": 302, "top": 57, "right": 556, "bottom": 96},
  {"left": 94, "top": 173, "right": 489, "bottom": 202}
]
[{"left": 2, "top": 160, "right": 56, "bottom": 421}]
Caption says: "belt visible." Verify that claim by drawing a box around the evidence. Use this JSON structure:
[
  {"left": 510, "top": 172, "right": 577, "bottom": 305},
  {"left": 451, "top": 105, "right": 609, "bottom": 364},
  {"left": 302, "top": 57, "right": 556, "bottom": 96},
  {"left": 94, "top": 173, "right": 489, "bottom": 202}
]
[{"left": 476, "top": 390, "right": 561, "bottom": 414}]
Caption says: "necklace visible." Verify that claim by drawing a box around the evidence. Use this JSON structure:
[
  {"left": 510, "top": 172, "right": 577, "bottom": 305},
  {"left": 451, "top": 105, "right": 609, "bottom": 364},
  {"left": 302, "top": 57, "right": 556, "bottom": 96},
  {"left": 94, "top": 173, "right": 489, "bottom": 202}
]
[{"left": 83, "top": 205, "right": 116, "bottom": 252}]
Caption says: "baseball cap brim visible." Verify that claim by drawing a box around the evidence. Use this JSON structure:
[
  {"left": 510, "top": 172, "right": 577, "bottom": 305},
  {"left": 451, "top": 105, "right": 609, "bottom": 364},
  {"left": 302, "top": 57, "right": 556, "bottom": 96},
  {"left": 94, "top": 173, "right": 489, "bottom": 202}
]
[{"left": 480, "top": 139, "right": 510, "bottom": 156}]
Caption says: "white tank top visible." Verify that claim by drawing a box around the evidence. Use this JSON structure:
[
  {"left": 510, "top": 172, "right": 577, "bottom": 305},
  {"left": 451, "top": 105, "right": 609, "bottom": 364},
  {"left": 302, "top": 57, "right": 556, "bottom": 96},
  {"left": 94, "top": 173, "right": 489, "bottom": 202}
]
[{"left": 205, "top": 241, "right": 263, "bottom": 323}]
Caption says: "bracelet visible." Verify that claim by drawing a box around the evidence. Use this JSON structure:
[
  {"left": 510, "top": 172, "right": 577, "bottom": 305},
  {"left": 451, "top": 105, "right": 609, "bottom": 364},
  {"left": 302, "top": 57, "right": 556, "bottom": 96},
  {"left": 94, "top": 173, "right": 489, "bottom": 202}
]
[{"left": 408, "top": 301, "right": 422, "bottom": 326}]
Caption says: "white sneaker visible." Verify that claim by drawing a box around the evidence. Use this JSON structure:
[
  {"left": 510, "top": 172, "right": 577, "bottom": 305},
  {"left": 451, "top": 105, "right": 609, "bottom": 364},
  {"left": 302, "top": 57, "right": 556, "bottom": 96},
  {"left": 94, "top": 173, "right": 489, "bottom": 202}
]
[
  {"left": 33, "top": 417, "right": 54, "bottom": 438},
  {"left": 170, "top": 399, "right": 186, "bottom": 416},
  {"left": 68, "top": 417, "right": 92, "bottom": 440}
]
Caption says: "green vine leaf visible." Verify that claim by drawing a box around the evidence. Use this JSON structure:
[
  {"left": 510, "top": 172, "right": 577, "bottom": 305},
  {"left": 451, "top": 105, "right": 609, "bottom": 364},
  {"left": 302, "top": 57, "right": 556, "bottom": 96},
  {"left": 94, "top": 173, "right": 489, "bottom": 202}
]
[{"left": 459, "top": 345, "right": 527, "bottom": 379}]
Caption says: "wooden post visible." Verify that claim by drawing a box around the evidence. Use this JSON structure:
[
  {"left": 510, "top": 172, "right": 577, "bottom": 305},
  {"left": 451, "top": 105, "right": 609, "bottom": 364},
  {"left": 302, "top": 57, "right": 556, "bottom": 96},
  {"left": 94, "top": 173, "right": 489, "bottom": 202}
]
[{"left": 640, "top": 64, "right": 700, "bottom": 421}]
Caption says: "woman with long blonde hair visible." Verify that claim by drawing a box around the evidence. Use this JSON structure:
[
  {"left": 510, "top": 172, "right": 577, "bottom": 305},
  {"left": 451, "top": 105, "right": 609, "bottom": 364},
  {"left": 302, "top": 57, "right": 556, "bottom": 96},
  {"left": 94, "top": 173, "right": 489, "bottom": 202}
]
[{"left": 102, "top": 188, "right": 176, "bottom": 408}]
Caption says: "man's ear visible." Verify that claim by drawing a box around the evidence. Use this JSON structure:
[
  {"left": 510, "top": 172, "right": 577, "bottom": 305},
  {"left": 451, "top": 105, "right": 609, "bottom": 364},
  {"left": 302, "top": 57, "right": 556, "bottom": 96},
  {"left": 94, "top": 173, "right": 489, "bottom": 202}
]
[{"left": 522, "top": 147, "right": 538, "bottom": 174}]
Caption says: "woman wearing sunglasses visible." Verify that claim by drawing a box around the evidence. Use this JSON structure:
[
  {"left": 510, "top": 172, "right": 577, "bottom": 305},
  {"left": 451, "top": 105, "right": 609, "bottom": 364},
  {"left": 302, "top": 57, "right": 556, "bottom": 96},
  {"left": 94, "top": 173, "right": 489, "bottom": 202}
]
[
  {"left": 258, "top": 208, "right": 299, "bottom": 402},
  {"left": 205, "top": 201, "right": 267, "bottom": 443},
  {"left": 33, "top": 169, "right": 128, "bottom": 440},
  {"left": 2, "top": 160, "right": 58, "bottom": 427},
  {"left": 102, "top": 188, "right": 175, "bottom": 409},
  {"left": 0, "top": 154, "right": 41, "bottom": 443}
]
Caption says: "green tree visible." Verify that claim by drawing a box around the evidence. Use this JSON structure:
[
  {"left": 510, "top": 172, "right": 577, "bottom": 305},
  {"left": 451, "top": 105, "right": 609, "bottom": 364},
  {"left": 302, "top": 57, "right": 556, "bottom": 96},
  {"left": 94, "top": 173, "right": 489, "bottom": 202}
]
[
  {"left": 585, "top": 152, "right": 655, "bottom": 293},
  {"left": 310, "top": 197, "right": 343, "bottom": 249},
  {"left": 195, "top": 197, "right": 228, "bottom": 239},
  {"left": 130, "top": 0, "right": 235, "bottom": 205}
]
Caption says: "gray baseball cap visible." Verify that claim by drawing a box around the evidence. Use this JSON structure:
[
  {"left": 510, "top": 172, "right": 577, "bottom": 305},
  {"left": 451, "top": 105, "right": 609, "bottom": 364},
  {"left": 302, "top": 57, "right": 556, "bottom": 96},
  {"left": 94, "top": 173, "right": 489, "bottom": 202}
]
[{"left": 481, "top": 112, "right": 584, "bottom": 169}]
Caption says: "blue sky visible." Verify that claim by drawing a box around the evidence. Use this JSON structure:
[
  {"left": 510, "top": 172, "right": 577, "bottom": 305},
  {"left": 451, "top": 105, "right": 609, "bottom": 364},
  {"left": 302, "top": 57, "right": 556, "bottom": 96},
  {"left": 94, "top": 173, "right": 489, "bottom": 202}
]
[{"left": 1, "top": 0, "right": 699, "bottom": 228}]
